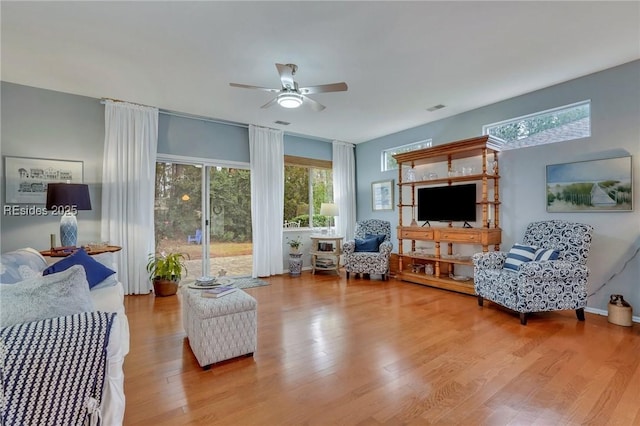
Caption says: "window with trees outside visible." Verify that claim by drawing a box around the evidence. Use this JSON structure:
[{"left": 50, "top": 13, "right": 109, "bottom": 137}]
[
  {"left": 284, "top": 155, "right": 333, "bottom": 228},
  {"left": 483, "top": 100, "right": 591, "bottom": 150},
  {"left": 381, "top": 139, "right": 432, "bottom": 171}
]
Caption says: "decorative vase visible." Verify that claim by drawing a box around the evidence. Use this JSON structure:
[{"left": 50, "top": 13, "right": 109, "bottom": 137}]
[
  {"left": 60, "top": 213, "right": 78, "bottom": 247},
  {"left": 608, "top": 294, "right": 633, "bottom": 326},
  {"left": 153, "top": 278, "right": 178, "bottom": 297},
  {"left": 289, "top": 252, "right": 303, "bottom": 276},
  {"left": 406, "top": 167, "right": 417, "bottom": 182}
]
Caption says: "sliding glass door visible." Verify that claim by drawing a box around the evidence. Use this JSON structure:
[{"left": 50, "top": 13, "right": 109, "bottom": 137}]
[
  {"left": 154, "top": 160, "right": 252, "bottom": 279},
  {"left": 207, "top": 166, "right": 252, "bottom": 277}
]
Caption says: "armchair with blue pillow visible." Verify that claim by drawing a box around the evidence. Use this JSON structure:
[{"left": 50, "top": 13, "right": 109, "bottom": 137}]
[
  {"left": 0, "top": 247, "right": 129, "bottom": 425},
  {"left": 473, "top": 220, "right": 594, "bottom": 325},
  {"left": 343, "top": 219, "right": 393, "bottom": 280}
]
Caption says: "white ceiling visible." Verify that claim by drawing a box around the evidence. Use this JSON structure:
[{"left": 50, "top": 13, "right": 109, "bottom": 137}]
[{"left": 2, "top": 1, "right": 639, "bottom": 144}]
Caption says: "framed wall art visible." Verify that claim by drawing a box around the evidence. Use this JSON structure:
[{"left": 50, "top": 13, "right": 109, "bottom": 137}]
[
  {"left": 546, "top": 156, "right": 632, "bottom": 212},
  {"left": 372, "top": 180, "right": 394, "bottom": 211},
  {"left": 4, "top": 156, "right": 84, "bottom": 204}
]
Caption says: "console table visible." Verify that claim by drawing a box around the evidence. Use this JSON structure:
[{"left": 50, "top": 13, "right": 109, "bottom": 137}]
[
  {"left": 40, "top": 245, "right": 122, "bottom": 257},
  {"left": 309, "top": 235, "right": 343, "bottom": 275},
  {"left": 40, "top": 246, "right": 122, "bottom": 265}
]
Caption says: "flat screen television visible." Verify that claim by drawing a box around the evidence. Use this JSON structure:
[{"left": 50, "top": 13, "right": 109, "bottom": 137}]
[{"left": 417, "top": 183, "right": 477, "bottom": 223}]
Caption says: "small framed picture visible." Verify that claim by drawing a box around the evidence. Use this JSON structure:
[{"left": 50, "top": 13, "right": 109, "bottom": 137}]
[{"left": 372, "top": 180, "right": 394, "bottom": 211}]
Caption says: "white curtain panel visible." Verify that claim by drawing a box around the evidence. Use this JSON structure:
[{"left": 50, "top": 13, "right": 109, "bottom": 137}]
[
  {"left": 332, "top": 141, "right": 357, "bottom": 240},
  {"left": 101, "top": 101, "right": 158, "bottom": 295},
  {"left": 249, "top": 125, "right": 284, "bottom": 277}
]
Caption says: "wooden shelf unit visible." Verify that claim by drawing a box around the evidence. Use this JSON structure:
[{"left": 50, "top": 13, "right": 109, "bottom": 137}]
[{"left": 393, "top": 135, "right": 502, "bottom": 295}]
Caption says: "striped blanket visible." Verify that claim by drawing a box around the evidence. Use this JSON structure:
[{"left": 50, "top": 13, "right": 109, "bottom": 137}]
[{"left": 1, "top": 311, "right": 115, "bottom": 426}]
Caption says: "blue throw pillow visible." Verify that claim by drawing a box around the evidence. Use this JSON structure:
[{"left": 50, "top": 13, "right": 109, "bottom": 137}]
[
  {"left": 503, "top": 243, "right": 538, "bottom": 271},
  {"left": 43, "top": 248, "right": 116, "bottom": 289},
  {"left": 365, "top": 233, "right": 386, "bottom": 247},
  {"left": 354, "top": 237, "right": 380, "bottom": 252},
  {"left": 535, "top": 248, "right": 560, "bottom": 261}
]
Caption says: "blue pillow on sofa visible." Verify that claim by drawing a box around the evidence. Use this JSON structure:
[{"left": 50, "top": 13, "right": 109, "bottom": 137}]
[
  {"left": 43, "top": 248, "right": 115, "bottom": 289},
  {"left": 354, "top": 237, "right": 381, "bottom": 252}
]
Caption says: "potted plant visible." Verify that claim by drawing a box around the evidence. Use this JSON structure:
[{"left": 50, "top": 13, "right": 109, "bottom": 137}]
[
  {"left": 286, "top": 236, "right": 303, "bottom": 253},
  {"left": 146, "top": 252, "right": 188, "bottom": 297}
]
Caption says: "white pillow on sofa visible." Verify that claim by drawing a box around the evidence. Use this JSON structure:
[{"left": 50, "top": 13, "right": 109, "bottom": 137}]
[
  {"left": 90, "top": 252, "right": 119, "bottom": 289},
  {"left": 0, "top": 247, "right": 47, "bottom": 284},
  {"left": 0, "top": 265, "right": 94, "bottom": 327}
]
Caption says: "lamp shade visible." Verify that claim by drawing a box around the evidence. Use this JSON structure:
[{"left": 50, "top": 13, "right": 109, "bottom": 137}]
[
  {"left": 46, "top": 183, "right": 92, "bottom": 247},
  {"left": 320, "top": 203, "right": 339, "bottom": 217},
  {"left": 46, "top": 183, "right": 92, "bottom": 211}
]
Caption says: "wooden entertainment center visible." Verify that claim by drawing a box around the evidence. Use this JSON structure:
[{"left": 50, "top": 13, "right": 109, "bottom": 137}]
[{"left": 393, "top": 135, "right": 501, "bottom": 295}]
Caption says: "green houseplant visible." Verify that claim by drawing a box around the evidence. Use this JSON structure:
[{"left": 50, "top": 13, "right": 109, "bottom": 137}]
[
  {"left": 286, "top": 236, "right": 303, "bottom": 253},
  {"left": 146, "top": 252, "right": 188, "bottom": 297}
]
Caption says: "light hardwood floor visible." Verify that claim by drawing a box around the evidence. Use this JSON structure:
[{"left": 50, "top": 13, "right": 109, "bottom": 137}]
[{"left": 123, "top": 273, "right": 640, "bottom": 425}]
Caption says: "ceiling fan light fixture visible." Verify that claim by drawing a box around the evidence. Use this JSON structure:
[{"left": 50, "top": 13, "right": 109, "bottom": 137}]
[{"left": 277, "top": 93, "right": 303, "bottom": 108}]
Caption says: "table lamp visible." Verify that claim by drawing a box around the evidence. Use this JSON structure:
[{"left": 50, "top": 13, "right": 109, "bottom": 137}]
[
  {"left": 46, "top": 183, "right": 92, "bottom": 247},
  {"left": 320, "top": 202, "right": 339, "bottom": 235}
]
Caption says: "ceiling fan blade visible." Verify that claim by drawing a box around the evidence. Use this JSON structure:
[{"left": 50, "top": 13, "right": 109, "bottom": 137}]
[
  {"left": 229, "top": 83, "right": 280, "bottom": 93},
  {"left": 299, "top": 82, "right": 348, "bottom": 95},
  {"left": 275, "top": 63, "right": 296, "bottom": 90},
  {"left": 302, "top": 95, "right": 326, "bottom": 112},
  {"left": 260, "top": 97, "right": 278, "bottom": 109}
]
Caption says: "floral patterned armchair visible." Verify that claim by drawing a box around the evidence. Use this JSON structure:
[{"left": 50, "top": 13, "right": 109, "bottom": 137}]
[
  {"left": 343, "top": 219, "right": 393, "bottom": 280},
  {"left": 473, "top": 220, "right": 594, "bottom": 325}
]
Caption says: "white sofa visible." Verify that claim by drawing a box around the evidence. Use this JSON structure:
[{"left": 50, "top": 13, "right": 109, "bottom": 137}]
[{"left": 0, "top": 247, "right": 129, "bottom": 425}]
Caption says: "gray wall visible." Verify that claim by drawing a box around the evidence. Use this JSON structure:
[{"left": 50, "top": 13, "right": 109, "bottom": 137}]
[
  {"left": 158, "top": 114, "right": 250, "bottom": 162},
  {"left": 157, "top": 114, "right": 332, "bottom": 162},
  {"left": 1, "top": 82, "right": 332, "bottom": 253},
  {"left": 1, "top": 82, "right": 105, "bottom": 251},
  {"left": 355, "top": 60, "right": 640, "bottom": 313}
]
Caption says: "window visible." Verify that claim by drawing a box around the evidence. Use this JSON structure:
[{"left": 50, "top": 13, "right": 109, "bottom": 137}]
[
  {"left": 483, "top": 100, "right": 591, "bottom": 150},
  {"left": 381, "top": 139, "right": 432, "bottom": 171},
  {"left": 284, "top": 156, "right": 333, "bottom": 228}
]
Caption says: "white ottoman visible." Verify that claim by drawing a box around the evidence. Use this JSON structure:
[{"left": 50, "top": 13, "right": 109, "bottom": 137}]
[{"left": 182, "top": 287, "right": 257, "bottom": 369}]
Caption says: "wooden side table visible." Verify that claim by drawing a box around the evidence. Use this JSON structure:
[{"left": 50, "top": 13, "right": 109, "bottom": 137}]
[{"left": 309, "top": 235, "right": 343, "bottom": 275}]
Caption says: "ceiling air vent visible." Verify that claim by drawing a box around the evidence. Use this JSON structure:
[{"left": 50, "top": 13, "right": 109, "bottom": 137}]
[
  {"left": 427, "top": 104, "right": 446, "bottom": 112},
  {"left": 274, "top": 120, "right": 290, "bottom": 126}
]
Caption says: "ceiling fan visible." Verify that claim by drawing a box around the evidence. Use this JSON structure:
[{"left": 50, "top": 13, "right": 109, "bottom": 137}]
[{"left": 229, "top": 63, "right": 348, "bottom": 112}]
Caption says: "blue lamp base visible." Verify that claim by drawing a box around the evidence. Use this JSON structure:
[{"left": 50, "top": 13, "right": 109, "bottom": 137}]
[{"left": 60, "top": 213, "right": 78, "bottom": 247}]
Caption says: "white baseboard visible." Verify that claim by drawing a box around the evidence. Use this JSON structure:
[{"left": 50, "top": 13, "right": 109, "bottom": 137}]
[{"left": 585, "top": 307, "right": 639, "bottom": 323}]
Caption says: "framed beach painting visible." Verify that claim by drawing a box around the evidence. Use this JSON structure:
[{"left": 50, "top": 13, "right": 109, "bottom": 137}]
[
  {"left": 372, "top": 180, "right": 394, "bottom": 211},
  {"left": 4, "top": 156, "right": 84, "bottom": 204},
  {"left": 546, "top": 156, "right": 632, "bottom": 212}
]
